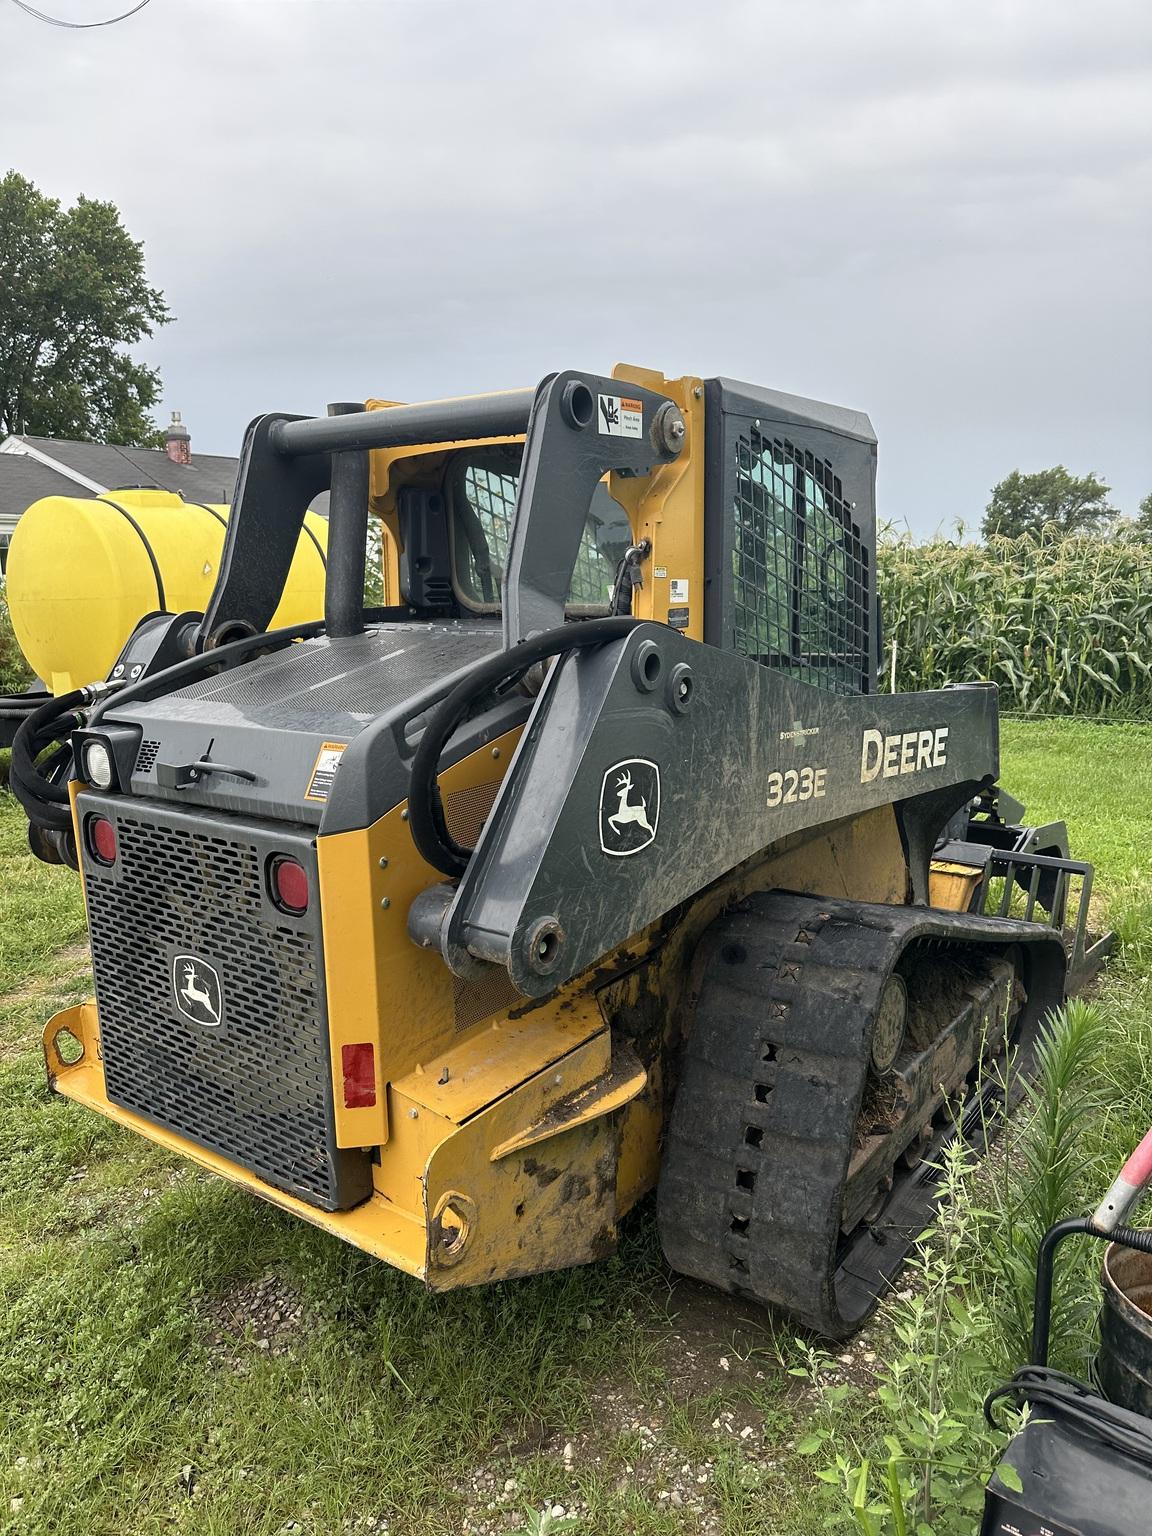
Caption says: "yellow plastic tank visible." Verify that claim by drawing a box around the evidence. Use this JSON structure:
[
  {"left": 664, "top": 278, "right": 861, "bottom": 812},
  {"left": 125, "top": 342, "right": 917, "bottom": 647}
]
[{"left": 6, "top": 489, "right": 328, "bottom": 695}]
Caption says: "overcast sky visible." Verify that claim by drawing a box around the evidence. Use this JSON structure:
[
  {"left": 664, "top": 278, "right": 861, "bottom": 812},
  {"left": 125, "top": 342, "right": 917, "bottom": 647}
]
[{"left": 2, "top": 0, "right": 1149, "bottom": 535}]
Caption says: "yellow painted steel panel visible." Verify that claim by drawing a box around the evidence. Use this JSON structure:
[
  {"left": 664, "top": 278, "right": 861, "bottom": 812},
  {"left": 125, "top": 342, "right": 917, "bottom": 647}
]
[
  {"left": 392, "top": 996, "right": 608, "bottom": 1124},
  {"left": 316, "top": 727, "right": 525, "bottom": 1149},
  {"left": 929, "top": 860, "right": 983, "bottom": 912}
]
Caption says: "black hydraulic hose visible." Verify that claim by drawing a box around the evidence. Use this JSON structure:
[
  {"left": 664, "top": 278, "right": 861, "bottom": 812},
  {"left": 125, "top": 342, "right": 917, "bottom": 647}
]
[
  {"left": 9, "top": 689, "right": 91, "bottom": 833},
  {"left": 0, "top": 691, "right": 51, "bottom": 719},
  {"left": 408, "top": 616, "right": 643, "bottom": 879}
]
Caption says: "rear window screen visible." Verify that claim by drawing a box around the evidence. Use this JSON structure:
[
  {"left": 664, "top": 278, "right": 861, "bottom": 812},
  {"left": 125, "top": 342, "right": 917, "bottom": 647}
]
[{"left": 448, "top": 446, "right": 632, "bottom": 612}]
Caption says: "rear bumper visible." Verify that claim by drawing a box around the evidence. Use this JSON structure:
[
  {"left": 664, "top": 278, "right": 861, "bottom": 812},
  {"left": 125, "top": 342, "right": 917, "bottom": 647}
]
[
  {"left": 44, "top": 1002, "right": 427, "bottom": 1276},
  {"left": 44, "top": 996, "right": 646, "bottom": 1289}
]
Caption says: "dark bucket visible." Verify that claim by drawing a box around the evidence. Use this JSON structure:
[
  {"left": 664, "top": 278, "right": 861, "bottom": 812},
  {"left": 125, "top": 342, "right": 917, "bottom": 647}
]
[{"left": 1098, "top": 1243, "right": 1152, "bottom": 1417}]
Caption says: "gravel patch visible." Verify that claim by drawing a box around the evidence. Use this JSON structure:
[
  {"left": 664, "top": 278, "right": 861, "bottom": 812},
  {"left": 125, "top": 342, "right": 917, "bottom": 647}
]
[{"left": 202, "top": 1272, "right": 308, "bottom": 1364}]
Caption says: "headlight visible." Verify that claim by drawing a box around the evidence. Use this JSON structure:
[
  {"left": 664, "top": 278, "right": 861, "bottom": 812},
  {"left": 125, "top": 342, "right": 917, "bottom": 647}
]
[{"left": 84, "top": 740, "right": 114, "bottom": 790}]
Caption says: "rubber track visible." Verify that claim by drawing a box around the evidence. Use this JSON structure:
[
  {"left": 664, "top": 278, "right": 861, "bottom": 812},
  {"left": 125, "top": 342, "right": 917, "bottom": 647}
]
[{"left": 657, "top": 892, "right": 1067, "bottom": 1338}]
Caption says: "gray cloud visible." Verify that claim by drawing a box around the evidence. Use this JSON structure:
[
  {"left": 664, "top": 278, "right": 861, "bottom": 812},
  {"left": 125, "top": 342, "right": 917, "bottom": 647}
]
[{"left": 2, "top": 0, "right": 1149, "bottom": 532}]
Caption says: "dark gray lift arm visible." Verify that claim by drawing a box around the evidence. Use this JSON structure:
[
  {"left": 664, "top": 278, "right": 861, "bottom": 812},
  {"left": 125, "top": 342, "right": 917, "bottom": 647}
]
[{"left": 412, "top": 626, "right": 1000, "bottom": 997}]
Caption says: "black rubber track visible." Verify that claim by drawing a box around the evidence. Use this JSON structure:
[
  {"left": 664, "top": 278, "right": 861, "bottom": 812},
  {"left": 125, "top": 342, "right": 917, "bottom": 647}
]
[{"left": 657, "top": 892, "right": 1067, "bottom": 1338}]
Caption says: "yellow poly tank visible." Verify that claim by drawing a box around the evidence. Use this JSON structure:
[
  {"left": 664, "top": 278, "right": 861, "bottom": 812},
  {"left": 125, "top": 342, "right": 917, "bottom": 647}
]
[{"left": 6, "top": 488, "right": 328, "bottom": 695}]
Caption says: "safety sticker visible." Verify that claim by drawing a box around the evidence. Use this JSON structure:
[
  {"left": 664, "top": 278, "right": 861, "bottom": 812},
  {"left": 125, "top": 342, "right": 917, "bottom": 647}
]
[
  {"left": 598, "top": 394, "right": 643, "bottom": 438},
  {"left": 654, "top": 565, "right": 668, "bottom": 580},
  {"left": 305, "top": 741, "right": 348, "bottom": 803},
  {"left": 670, "top": 578, "right": 689, "bottom": 602}
]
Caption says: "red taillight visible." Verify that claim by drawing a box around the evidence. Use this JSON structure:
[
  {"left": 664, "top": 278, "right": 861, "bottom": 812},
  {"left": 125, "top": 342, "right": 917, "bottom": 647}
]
[
  {"left": 341, "top": 1042, "right": 377, "bottom": 1109},
  {"left": 270, "top": 856, "right": 309, "bottom": 914},
  {"left": 88, "top": 816, "right": 118, "bottom": 865}
]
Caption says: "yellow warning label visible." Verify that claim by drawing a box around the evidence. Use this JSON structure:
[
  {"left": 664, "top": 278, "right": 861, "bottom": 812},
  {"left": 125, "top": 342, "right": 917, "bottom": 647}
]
[{"left": 305, "top": 741, "right": 348, "bottom": 804}]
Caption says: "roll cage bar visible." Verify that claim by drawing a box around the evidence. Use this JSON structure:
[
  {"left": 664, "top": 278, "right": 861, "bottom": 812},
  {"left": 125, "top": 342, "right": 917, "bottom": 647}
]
[{"left": 193, "top": 372, "right": 686, "bottom": 655}]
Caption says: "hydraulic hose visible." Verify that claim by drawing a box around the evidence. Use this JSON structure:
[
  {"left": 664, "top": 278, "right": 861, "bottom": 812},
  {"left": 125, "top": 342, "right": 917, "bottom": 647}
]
[
  {"left": 9, "top": 688, "right": 92, "bottom": 833},
  {"left": 408, "top": 616, "right": 643, "bottom": 879},
  {"left": 0, "top": 691, "right": 51, "bottom": 722}
]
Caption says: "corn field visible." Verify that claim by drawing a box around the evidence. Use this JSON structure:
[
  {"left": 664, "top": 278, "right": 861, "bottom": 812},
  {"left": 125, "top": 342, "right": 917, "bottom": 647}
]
[{"left": 878, "top": 532, "right": 1152, "bottom": 718}]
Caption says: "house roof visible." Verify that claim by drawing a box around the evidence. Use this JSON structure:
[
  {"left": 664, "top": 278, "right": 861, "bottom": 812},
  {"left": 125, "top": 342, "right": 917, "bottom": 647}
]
[
  {"left": 16, "top": 436, "right": 238, "bottom": 505},
  {"left": 0, "top": 453, "right": 82, "bottom": 530},
  {"left": 0, "top": 434, "right": 242, "bottom": 538}
]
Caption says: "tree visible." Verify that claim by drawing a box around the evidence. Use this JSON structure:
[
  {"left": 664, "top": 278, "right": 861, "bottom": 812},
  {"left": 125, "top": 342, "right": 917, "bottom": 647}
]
[
  {"left": 981, "top": 466, "right": 1117, "bottom": 541},
  {"left": 0, "top": 171, "right": 170, "bottom": 445},
  {"left": 1137, "top": 491, "right": 1152, "bottom": 539}
]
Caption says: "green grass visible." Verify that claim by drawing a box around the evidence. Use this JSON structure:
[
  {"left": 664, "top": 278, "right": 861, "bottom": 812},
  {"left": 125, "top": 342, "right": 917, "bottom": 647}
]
[
  {"left": 1000, "top": 719, "right": 1152, "bottom": 895},
  {"left": 805, "top": 720, "right": 1152, "bottom": 1533},
  {"left": 0, "top": 800, "right": 87, "bottom": 997},
  {"left": 1, "top": 717, "right": 1150, "bottom": 1535}
]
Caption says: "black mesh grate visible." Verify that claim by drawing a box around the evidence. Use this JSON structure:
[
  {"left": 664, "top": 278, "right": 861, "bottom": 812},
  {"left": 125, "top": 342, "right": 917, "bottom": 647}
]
[
  {"left": 732, "top": 428, "right": 870, "bottom": 693},
  {"left": 135, "top": 739, "right": 160, "bottom": 774},
  {"left": 82, "top": 800, "right": 359, "bottom": 1210},
  {"left": 452, "top": 967, "right": 521, "bottom": 1034},
  {"left": 455, "top": 462, "right": 622, "bottom": 610},
  {"left": 442, "top": 777, "right": 503, "bottom": 850}
]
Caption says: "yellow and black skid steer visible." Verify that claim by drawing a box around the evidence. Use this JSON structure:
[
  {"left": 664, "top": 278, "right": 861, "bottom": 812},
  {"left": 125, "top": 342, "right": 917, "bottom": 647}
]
[{"left": 12, "top": 365, "right": 1110, "bottom": 1337}]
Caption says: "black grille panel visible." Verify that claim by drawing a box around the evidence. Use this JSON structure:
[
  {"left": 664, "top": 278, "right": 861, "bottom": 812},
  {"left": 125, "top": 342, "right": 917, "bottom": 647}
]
[
  {"left": 135, "top": 738, "right": 160, "bottom": 774},
  {"left": 81, "top": 797, "right": 369, "bottom": 1211},
  {"left": 732, "top": 428, "right": 870, "bottom": 694}
]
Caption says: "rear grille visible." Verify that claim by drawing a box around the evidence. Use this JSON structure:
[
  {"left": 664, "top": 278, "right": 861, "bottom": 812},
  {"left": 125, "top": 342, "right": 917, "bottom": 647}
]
[{"left": 79, "top": 796, "right": 369, "bottom": 1211}]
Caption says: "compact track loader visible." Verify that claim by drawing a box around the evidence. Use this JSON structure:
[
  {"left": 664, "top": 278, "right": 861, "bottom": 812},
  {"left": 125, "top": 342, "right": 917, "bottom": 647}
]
[{"left": 16, "top": 365, "right": 1108, "bottom": 1337}]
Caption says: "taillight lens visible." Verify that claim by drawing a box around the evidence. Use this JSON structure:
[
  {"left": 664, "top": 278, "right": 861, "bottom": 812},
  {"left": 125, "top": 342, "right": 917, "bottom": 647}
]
[
  {"left": 87, "top": 815, "right": 118, "bottom": 865},
  {"left": 341, "top": 1042, "right": 377, "bottom": 1108},
  {"left": 270, "top": 855, "right": 309, "bottom": 914}
]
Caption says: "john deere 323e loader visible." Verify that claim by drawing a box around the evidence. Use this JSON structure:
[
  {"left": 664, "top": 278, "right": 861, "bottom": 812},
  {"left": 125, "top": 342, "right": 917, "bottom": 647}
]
[{"left": 14, "top": 365, "right": 1107, "bottom": 1336}]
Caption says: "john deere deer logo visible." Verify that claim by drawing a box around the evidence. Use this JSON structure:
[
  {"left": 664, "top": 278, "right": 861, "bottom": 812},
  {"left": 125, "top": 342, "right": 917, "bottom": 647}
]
[
  {"left": 599, "top": 759, "right": 660, "bottom": 857},
  {"left": 171, "top": 954, "right": 222, "bottom": 1027}
]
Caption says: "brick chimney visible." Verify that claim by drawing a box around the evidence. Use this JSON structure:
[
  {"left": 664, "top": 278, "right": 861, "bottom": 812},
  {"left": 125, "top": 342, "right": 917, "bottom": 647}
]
[{"left": 164, "top": 410, "right": 191, "bottom": 465}]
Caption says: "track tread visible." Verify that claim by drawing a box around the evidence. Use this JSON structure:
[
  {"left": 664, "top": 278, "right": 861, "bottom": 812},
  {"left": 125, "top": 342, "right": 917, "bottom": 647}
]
[{"left": 657, "top": 892, "right": 1066, "bottom": 1337}]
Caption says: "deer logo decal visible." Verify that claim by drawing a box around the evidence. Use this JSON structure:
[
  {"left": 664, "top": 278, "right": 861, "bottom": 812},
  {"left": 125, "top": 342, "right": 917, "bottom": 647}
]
[
  {"left": 599, "top": 758, "right": 660, "bottom": 857},
  {"left": 171, "top": 954, "right": 223, "bottom": 1027}
]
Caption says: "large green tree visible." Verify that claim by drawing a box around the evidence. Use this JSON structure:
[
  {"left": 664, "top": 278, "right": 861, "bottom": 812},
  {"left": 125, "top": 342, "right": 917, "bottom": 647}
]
[
  {"left": 0, "top": 171, "right": 170, "bottom": 445},
  {"left": 981, "top": 466, "right": 1117, "bottom": 540}
]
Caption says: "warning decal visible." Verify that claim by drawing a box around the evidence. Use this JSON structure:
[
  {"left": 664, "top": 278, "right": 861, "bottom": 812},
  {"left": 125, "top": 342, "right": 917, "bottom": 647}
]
[
  {"left": 305, "top": 741, "right": 348, "bottom": 804},
  {"left": 598, "top": 394, "right": 643, "bottom": 438}
]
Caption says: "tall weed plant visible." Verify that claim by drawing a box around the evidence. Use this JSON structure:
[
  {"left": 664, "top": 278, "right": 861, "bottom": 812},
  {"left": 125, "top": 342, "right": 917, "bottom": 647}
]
[
  {"left": 803, "top": 1000, "right": 1115, "bottom": 1534},
  {"left": 879, "top": 531, "right": 1152, "bottom": 719}
]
